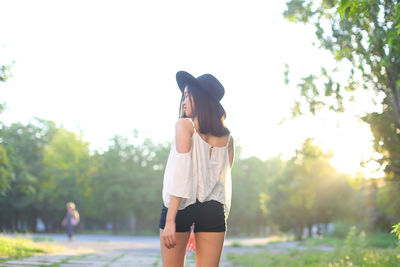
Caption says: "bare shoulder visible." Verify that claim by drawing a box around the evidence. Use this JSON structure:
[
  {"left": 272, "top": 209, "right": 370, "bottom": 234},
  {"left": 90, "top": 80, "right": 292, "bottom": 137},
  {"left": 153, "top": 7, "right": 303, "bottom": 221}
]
[
  {"left": 174, "top": 118, "right": 193, "bottom": 153},
  {"left": 175, "top": 118, "right": 193, "bottom": 133}
]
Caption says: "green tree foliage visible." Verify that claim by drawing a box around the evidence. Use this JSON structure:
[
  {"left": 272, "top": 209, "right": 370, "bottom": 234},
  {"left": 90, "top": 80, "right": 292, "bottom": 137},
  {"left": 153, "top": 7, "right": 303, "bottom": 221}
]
[
  {"left": 0, "top": 61, "right": 13, "bottom": 113},
  {"left": 391, "top": 221, "right": 400, "bottom": 239},
  {"left": 0, "top": 60, "right": 13, "bottom": 190},
  {"left": 266, "top": 139, "right": 352, "bottom": 240},
  {"left": 0, "top": 118, "right": 379, "bottom": 235},
  {"left": 0, "top": 143, "right": 12, "bottom": 192},
  {"left": 92, "top": 136, "right": 136, "bottom": 233},
  {"left": 0, "top": 119, "right": 56, "bottom": 231},
  {"left": 284, "top": 0, "right": 400, "bottom": 234},
  {"left": 0, "top": 63, "right": 12, "bottom": 83},
  {"left": 92, "top": 134, "right": 170, "bottom": 234},
  {"left": 284, "top": 0, "right": 400, "bottom": 119},
  {"left": 284, "top": 0, "right": 400, "bottom": 177},
  {"left": 40, "top": 128, "right": 92, "bottom": 231},
  {"left": 127, "top": 137, "right": 170, "bottom": 234},
  {"left": 229, "top": 156, "right": 284, "bottom": 235}
]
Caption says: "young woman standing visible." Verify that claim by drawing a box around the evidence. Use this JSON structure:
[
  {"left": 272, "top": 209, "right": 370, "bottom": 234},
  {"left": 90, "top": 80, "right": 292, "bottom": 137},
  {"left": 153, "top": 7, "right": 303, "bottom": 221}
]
[{"left": 159, "top": 71, "right": 234, "bottom": 267}]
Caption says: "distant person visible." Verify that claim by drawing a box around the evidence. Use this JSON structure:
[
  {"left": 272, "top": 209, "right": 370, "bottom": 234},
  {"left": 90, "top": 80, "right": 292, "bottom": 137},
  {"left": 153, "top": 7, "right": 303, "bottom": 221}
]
[
  {"left": 159, "top": 71, "right": 235, "bottom": 267},
  {"left": 61, "top": 202, "right": 80, "bottom": 241}
]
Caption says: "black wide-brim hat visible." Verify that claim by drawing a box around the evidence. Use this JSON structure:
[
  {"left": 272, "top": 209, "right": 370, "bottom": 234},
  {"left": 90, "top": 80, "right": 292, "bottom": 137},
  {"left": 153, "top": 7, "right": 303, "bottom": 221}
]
[{"left": 176, "top": 71, "right": 225, "bottom": 102}]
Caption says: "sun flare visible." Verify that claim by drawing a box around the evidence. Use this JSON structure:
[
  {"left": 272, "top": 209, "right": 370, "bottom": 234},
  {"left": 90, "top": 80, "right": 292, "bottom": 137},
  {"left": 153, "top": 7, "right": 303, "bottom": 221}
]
[{"left": 323, "top": 117, "right": 384, "bottom": 178}]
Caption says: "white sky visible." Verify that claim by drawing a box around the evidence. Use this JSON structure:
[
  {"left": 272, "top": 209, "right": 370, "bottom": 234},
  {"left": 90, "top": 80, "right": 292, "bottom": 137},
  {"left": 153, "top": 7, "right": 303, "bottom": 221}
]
[{"left": 0, "top": 0, "right": 383, "bottom": 177}]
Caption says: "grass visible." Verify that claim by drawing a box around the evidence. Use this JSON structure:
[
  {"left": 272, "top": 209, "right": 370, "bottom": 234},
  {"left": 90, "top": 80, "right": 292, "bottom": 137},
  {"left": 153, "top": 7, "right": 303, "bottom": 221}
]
[
  {"left": 227, "top": 247, "right": 400, "bottom": 267},
  {"left": 153, "top": 255, "right": 161, "bottom": 267},
  {"left": 298, "top": 236, "right": 343, "bottom": 247},
  {"left": 0, "top": 235, "right": 64, "bottom": 259},
  {"left": 227, "top": 229, "right": 400, "bottom": 267},
  {"left": 364, "top": 231, "right": 399, "bottom": 248},
  {"left": 226, "top": 234, "right": 295, "bottom": 248},
  {"left": 46, "top": 254, "right": 89, "bottom": 267},
  {"left": 32, "top": 236, "right": 54, "bottom": 242},
  {"left": 104, "top": 253, "right": 126, "bottom": 267},
  {"left": 230, "top": 241, "right": 244, "bottom": 247},
  {"left": 298, "top": 232, "right": 399, "bottom": 248}
]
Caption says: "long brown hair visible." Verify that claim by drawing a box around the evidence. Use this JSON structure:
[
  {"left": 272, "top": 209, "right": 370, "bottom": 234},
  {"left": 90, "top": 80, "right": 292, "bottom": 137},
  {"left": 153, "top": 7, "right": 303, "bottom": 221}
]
[{"left": 179, "top": 85, "right": 230, "bottom": 137}]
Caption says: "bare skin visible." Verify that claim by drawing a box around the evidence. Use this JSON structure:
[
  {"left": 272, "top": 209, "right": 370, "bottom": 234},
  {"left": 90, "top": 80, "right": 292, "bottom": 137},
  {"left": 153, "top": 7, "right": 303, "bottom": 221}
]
[
  {"left": 160, "top": 86, "right": 234, "bottom": 267},
  {"left": 160, "top": 230, "right": 190, "bottom": 266}
]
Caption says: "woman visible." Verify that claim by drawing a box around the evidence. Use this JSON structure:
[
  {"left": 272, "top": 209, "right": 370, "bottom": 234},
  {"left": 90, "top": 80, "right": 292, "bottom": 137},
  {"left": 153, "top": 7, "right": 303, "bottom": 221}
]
[
  {"left": 61, "top": 202, "right": 80, "bottom": 241},
  {"left": 159, "top": 71, "right": 234, "bottom": 267}
]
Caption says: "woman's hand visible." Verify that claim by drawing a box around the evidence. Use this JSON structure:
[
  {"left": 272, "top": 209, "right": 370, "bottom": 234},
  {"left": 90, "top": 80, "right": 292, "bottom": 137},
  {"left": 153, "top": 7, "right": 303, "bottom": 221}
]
[{"left": 162, "top": 221, "right": 176, "bottom": 249}]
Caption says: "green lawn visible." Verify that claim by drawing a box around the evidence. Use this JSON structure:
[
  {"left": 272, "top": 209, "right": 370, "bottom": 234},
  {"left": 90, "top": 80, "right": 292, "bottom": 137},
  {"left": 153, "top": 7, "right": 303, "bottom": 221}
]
[
  {"left": 228, "top": 247, "right": 400, "bottom": 267},
  {"left": 227, "top": 231, "right": 400, "bottom": 267},
  {"left": 299, "top": 232, "right": 398, "bottom": 248},
  {"left": 0, "top": 235, "right": 64, "bottom": 259}
]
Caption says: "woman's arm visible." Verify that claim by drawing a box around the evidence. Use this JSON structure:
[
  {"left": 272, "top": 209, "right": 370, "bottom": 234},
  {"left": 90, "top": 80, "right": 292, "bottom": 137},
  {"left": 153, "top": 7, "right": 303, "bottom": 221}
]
[
  {"left": 162, "top": 118, "right": 193, "bottom": 249},
  {"left": 228, "top": 136, "right": 235, "bottom": 168},
  {"left": 162, "top": 195, "right": 182, "bottom": 249}
]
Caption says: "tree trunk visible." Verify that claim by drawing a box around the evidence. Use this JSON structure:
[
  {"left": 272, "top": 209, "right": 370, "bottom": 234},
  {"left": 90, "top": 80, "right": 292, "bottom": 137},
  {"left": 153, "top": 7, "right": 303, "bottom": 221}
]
[
  {"left": 44, "top": 219, "right": 50, "bottom": 232},
  {"left": 308, "top": 224, "right": 313, "bottom": 238},
  {"left": 13, "top": 210, "right": 19, "bottom": 231},
  {"left": 317, "top": 224, "right": 322, "bottom": 235},
  {"left": 112, "top": 217, "right": 118, "bottom": 234},
  {"left": 29, "top": 209, "right": 37, "bottom": 232},
  {"left": 386, "top": 66, "right": 400, "bottom": 128},
  {"left": 294, "top": 226, "right": 303, "bottom": 240},
  {"left": 134, "top": 210, "right": 142, "bottom": 235},
  {"left": 78, "top": 215, "right": 84, "bottom": 233}
]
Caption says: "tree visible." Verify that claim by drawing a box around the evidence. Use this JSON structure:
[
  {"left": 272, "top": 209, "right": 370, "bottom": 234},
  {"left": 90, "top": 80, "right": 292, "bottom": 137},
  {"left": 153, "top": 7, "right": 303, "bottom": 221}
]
[
  {"left": 41, "top": 128, "right": 92, "bottom": 231},
  {"left": 92, "top": 136, "right": 137, "bottom": 234},
  {"left": 0, "top": 143, "right": 12, "bottom": 192},
  {"left": 127, "top": 137, "right": 170, "bottom": 234},
  {"left": 284, "top": 0, "right": 400, "bottom": 173},
  {"left": 284, "top": 0, "right": 400, "bottom": 231},
  {"left": 0, "top": 119, "right": 56, "bottom": 231},
  {"left": 229, "top": 156, "right": 271, "bottom": 235},
  {"left": 266, "top": 139, "right": 352, "bottom": 240},
  {"left": 0, "top": 60, "right": 13, "bottom": 113},
  {"left": 0, "top": 60, "right": 13, "bottom": 192},
  {"left": 92, "top": 134, "right": 170, "bottom": 234}
]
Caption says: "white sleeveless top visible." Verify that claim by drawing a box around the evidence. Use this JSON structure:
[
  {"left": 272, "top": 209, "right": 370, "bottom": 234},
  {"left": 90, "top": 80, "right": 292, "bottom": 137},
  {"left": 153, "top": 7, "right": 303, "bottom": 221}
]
[{"left": 162, "top": 118, "right": 232, "bottom": 217}]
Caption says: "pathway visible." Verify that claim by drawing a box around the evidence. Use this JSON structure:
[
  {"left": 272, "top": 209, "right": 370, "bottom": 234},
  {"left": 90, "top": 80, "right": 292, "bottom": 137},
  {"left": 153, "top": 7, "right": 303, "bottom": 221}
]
[{"left": 0, "top": 234, "right": 333, "bottom": 266}]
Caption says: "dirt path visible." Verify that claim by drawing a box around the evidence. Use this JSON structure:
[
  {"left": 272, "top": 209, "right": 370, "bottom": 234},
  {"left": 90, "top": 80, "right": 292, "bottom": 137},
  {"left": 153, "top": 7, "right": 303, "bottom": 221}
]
[{"left": 0, "top": 234, "right": 333, "bottom": 266}]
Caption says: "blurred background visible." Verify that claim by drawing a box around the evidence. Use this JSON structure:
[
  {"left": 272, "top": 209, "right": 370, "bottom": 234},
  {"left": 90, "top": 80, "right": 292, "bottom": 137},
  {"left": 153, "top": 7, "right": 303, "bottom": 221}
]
[{"left": 0, "top": 0, "right": 399, "bottom": 244}]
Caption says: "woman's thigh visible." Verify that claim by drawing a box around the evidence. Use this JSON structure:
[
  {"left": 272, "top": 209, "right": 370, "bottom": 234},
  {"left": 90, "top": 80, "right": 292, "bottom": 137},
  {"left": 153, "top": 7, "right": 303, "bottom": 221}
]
[
  {"left": 195, "top": 232, "right": 225, "bottom": 267},
  {"left": 160, "top": 229, "right": 190, "bottom": 267}
]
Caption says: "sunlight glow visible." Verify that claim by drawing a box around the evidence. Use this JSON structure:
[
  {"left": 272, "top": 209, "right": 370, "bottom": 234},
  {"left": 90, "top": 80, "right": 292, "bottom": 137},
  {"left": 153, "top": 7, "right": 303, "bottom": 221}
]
[{"left": 0, "top": 0, "right": 385, "bottom": 179}]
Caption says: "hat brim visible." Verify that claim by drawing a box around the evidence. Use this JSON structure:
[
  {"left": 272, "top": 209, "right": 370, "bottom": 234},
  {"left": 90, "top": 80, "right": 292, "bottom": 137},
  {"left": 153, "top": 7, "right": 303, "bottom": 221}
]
[{"left": 176, "top": 71, "right": 200, "bottom": 93}]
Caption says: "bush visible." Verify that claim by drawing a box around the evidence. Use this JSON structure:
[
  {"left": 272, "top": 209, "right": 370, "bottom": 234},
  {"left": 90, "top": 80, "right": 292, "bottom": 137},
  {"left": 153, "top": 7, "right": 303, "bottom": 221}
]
[{"left": 329, "top": 221, "right": 353, "bottom": 238}]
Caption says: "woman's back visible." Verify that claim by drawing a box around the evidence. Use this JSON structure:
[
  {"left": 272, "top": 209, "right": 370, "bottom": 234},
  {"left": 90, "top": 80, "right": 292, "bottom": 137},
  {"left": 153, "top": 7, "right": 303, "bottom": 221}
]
[
  {"left": 190, "top": 117, "right": 234, "bottom": 167},
  {"left": 162, "top": 117, "right": 233, "bottom": 213}
]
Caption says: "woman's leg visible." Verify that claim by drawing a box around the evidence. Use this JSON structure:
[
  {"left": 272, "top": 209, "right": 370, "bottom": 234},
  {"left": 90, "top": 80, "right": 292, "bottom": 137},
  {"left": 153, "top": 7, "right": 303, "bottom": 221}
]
[
  {"left": 194, "top": 232, "right": 225, "bottom": 267},
  {"left": 160, "top": 229, "right": 190, "bottom": 267},
  {"left": 66, "top": 226, "right": 73, "bottom": 241}
]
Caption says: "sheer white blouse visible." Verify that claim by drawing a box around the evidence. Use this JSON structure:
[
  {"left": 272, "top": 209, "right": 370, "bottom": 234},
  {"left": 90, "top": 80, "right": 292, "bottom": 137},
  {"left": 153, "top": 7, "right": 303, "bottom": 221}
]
[{"left": 162, "top": 118, "right": 232, "bottom": 217}]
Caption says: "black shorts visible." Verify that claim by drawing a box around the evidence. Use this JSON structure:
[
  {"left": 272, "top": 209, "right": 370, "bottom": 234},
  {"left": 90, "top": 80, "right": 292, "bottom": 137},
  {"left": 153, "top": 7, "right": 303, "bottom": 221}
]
[{"left": 158, "top": 199, "right": 226, "bottom": 232}]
